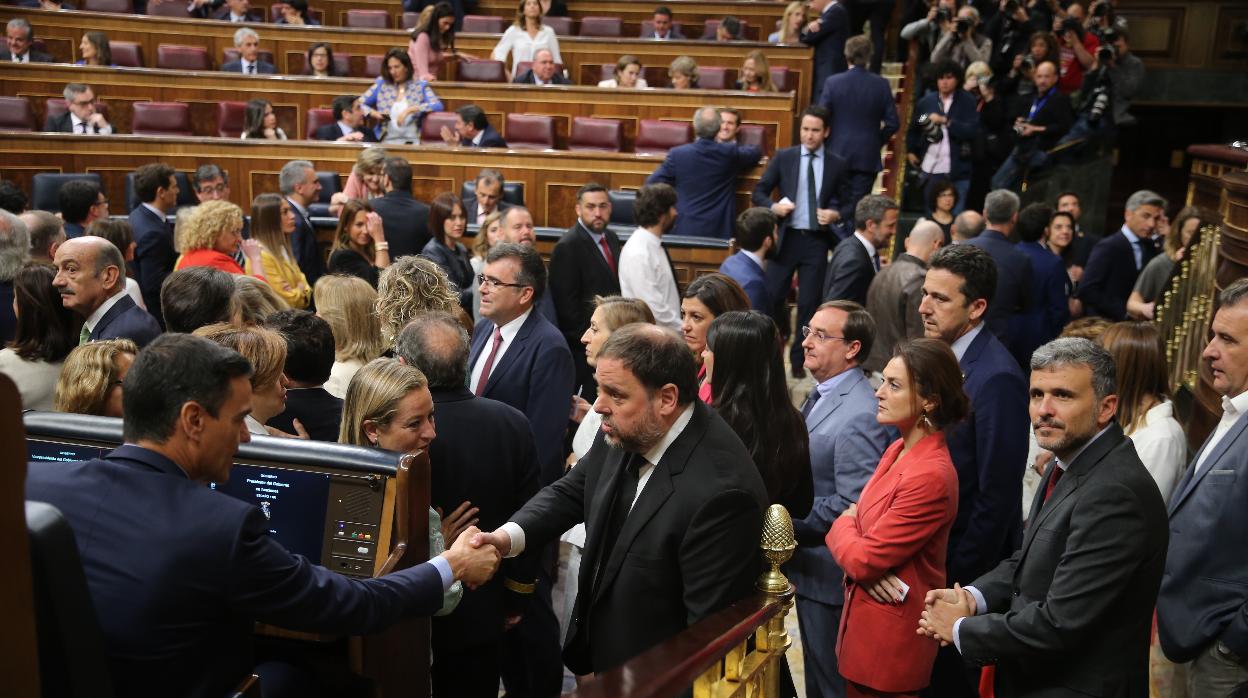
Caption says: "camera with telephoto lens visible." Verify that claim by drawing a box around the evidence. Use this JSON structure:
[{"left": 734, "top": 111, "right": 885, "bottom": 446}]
[
  {"left": 917, "top": 113, "right": 944, "bottom": 143},
  {"left": 955, "top": 16, "right": 972, "bottom": 34},
  {"left": 935, "top": 7, "right": 952, "bottom": 23},
  {"left": 1096, "top": 43, "right": 1116, "bottom": 65},
  {"left": 1060, "top": 17, "right": 1084, "bottom": 37}
]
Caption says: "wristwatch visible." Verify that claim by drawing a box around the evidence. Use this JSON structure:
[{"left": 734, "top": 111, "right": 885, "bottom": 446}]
[{"left": 1216, "top": 640, "right": 1246, "bottom": 666}]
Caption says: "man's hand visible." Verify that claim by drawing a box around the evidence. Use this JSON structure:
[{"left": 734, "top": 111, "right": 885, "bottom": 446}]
[
  {"left": 805, "top": 17, "right": 822, "bottom": 33},
  {"left": 504, "top": 614, "right": 523, "bottom": 630},
  {"left": 1033, "top": 449, "right": 1054, "bottom": 476},
  {"left": 816, "top": 208, "right": 839, "bottom": 226},
  {"left": 471, "top": 527, "right": 513, "bottom": 557},
  {"left": 771, "top": 200, "right": 796, "bottom": 218},
  {"left": 443, "top": 526, "right": 500, "bottom": 588},
  {"left": 841, "top": 502, "right": 858, "bottom": 519},
  {"left": 927, "top": 113, "right": 948, "bottom": 126},
  {"left": 918, "top": 584, "right": 975, "bottom": 644},
  {"left": 907, "top": 152, "right": 921, "bottom": 167},
  {"left": 864, "top": 573, "right": 906, "bottom": 604},
  {"left": 439, "top": 125, "right": 458, "bottom": 146},
  {"left": 336, "top": 131, "right": 365, "bottom": 142},
  {"left": 438, "top": 501, "right": 480, "bottom": 544}
]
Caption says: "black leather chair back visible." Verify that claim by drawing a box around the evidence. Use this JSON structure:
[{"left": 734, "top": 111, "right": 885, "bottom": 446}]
[
  {"left": 608, "top": 189, "right": 636, "bottom": 226},
  {"left": 124, "top": 171, "right": 197, "bottom": 213},
  {"left": 31, "top": 173, "right": 102, "bottom": 214},
  {"left": 460, "top": 180, "right": 525, "bottom": 207}
]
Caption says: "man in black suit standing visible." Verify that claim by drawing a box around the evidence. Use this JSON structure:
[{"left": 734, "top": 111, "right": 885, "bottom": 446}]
[
  {"left": 512, "top": 48, "right": 571, "bottom": 85},
  {"left": 52, "top": 237, "right": 161, "bottom": 347},
  {"left": 262, "top": 310, "right": 343, "bottom": 441},
  {"left": 222, "top": 28, "right": 276, "bottom": 74},
  {"left": 752, "top": 105, "right": 853, "bottom": 376},
  {"left": 965, "top": 189, "right": 1033, "bottom": 348},
  {"left": 463, "top": 169, "right": 513, "bottom": 226},
  {"left": 823, "top": 194, "right": 898, "bottom": 306},
  {"left": 1078, "top": 189, "right": 1165, "bottom": 320},
  {"left": 473, "top": 323, "right": 768, "bottom": 677},
  {"left": 921, "top": 337, "right": 1167, "bottom": 697},
  {"left": 278, "top": 159, "right": 325, "bottom": 286},
  {"left": 313, "top": 96, "right": 378, "bottom": 143},
  {"left": 396, "top": 312, "right": 542, "bottom": 698},
  {"left": 549, "top": 183, "right": 622, "bottom": 399},
  {"left": 2, "top": 18, "right": 52, "bottom": 62},
  {"left": 370, "top": 157, "right": 430, "bottom": 259},
  {"left": 801, "top": 0, "right": 851, "bottom": 100},
  {"left": 129, "top": 163, "right": 179, "bottom": 329},
  {"left": 440, "top": 105, "right": 509, "bottom": 148},
  {"left": 44, "top": 83, "right": 114, "bottom": 135}
]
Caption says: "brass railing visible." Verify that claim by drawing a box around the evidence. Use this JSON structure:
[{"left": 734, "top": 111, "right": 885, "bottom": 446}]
[{"left": 1156, "top": 223, "right": 1221, "bottom": 393}]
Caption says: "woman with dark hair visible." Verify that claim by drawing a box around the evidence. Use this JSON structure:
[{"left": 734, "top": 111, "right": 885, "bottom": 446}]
[
  {"left": 76, "top": 31, "right": 113, "bottom": 67},
  {"left": 408, "top": 1, "right": 457, "bottom": 81},
  {"left": 420, "top": 192, "right": 473, "bottom": 312},
  {"left": 305, "top": 42, "right": 340, "bottom": 77},
  {"left": 1046, "top": 210, "right": 1083, "bottom": 318},
  {"left": 360, "top": 47, "right": 444, "bottom": 144},
  {"left": 680, "top": 273, "right": 750, "bottom": 403},
  {"left": 599, "top": 55, "right": 647, "bottom": 88},
  {"left": 248, "top": 193, "right": 310, "bottom": 309},
  {"left": 0, "top": 264, "right": 80, "bottom": 410},
  {"left": 328, "top": 199, "right": 391, "bottom": 287},
  {"left": 491, "top": 0, "right": 563, "bottom": 75},
  {"left": 827, "top": 338, "right": 966, "bottom": 697},
  {"left": 240, "top": 98, "right": 287, "bottom": 140},
  {"left": 704, "top": 310, "right": 813, "bottom": 516},
  {"left": 924, "top": 177, "right": 957, "bottom": 242},
  {"left": 277, "top": 0, "right": 320, "bottom": 25}
]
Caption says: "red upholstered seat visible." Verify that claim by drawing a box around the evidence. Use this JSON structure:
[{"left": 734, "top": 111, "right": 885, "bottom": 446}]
[
  {"left": 147, "top": 0, "right": 191, "bottom": 17},
  {"left": 461, "top": 15, "right": 505, "bottom": 33},
  {"left": 770, "top": 66, "right": 793, "bottom": 93},
  {"left": 457, "top": 58, "right": 507, "bottom": 83},
  {"left": 329, "top": 52, "right": 352, "bottom": 77},
  {"left": 82, "top": 0, "right": 132, "bottom": 13},
  {"left": 639, "top": 20, "right": 684, "bottom": 37},
  {"left": 698, "top": 66, "right": 731, "bottom": 89},
  {"left": 635, "top": 119, "right": 691, "bottom": 155},
  {"left": 736, "top": 124, "right": 771, "bottom": 156},
  {"left": 156, "top": 44, "right": 211, "bottom": 71},
  {"left": 420, "top": 110, "right": 459, "bottom": 143},
  {"left": 569, "top": 117, "right": 622, "bottom": 152},
  {"left": 216, "top": 101, "right": 246, "bottom": 138},
  {"left": 306, "top": 108, "right": 334, "bottom": 139},
  {"left": 345, "top": 9, "right": 391, "bottom": 28},
  {"left": 132, "top": 102, "right": 194, "bottom": 136},
  {"left": 364, "top": 54, "right": 385, "bottom": 77},
  {"left": 504, "top": 114, "right": 556, "bottom": 150},
  {"left": 222, "top": 48, "right": 276, "bottom": 66},
  {"left": 544, "top": 16, "right": 573, "bottom": 35},
  {"left": 578, "top": 16, "right": 622, "bottom": 37},
  {"left": 108, "top": 41, "right": 144, "bottom": 68},
  {"left": 0, "top": 97, "right": 35, "bottom": 131}
]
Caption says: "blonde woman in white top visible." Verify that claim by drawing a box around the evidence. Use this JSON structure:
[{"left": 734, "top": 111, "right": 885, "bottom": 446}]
[{"left": 491, "top": 0, "right": 563, "bottom": 75}]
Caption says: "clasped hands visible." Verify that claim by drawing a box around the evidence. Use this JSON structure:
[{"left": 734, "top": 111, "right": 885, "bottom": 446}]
[
  {"left": 441, "top": 526, "right": 500, "bottom": 589},
  {"left": 917, "top": 583, "right": 976, "bottom": 646}
]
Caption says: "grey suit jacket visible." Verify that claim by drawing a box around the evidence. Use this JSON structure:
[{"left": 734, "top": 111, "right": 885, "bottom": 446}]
[
  {"left": 1158, "top": 406, "right": 1248, "bottom": 663},
  {"left": 960, "top": 424, "right": 1168, "bottom": 696},
  {"left": 784, "top": 369, "right": 891, "bottom": 606},
  {"left": 862, "top": 253, "right": 927, "bottom": 374}
]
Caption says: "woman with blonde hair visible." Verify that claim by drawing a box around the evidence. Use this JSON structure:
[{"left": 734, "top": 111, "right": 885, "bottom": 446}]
[
  {"left": 668, "top": 55, "right": 699, "bottom": 89},
  {"left": 491, "top": 0, "right": 563, "bottom": 75},
  {"left": 233, "top": 275, "right": 289, "bottom": 326},
  {"left": 330, "top": 147, "right": 389, "bottom": 216},
  {"left": 315, "top": 274, "right": 386, "bottom": 399},
  {"left": 174, "top": 200, "right": 265, "bottom": 278},
  {"left": 471, "top": 210, "right": 505, "bottom": 321},
  {"left": 736, "top": 49, "right": 777, "bottom": 92},
  {"left": 327, "top": 199, "right": 391, "bottom": 287},
  {"left": 246, "top": 193, "right": 310, "bottom": 309},
  {"left": 193, "top": 323, "right": 290, "bottom": 435},
  {"left": 769, "top": 2, "right": 805, "bottom": 44},
  {"left": 376, "top": 255, "right": 461, "bottom": 345},
  {"left": 53, "top": 339, "right": 137, "bottom": 417}
]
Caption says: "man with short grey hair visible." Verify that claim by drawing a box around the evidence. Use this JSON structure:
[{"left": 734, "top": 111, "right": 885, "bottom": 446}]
[
  {"left": 952, "top": 209, "right": 984, "bottom": 242},
  {"left": 1079, "top": 188, "right": 1166, "bottom": 320},
  {"left": 45, "top": 83, "right": 113, "bottom": 135},
  {"left": 967, "top": 188, "right": 1034, "bottom": 349},
  {"left": 823, "top": 194, "right": 898, "bottom": 304},
  {"left": 279, "top": 160, "right": 324, "bottom": 285},
  {"left": 20, "top": 210, "right": 65, "bottom": 264},
  {"left": 646, "top": 106, "right": 762, "bottom": 239},
  {"left": 2, "top": 18, "right": 52, "bottom": 63},
  {"left": 0, "top": 209, "right": 30, "bottom": 344},
  {"left": 863, "top": 219, "right": 942, "bottom": 373},
  {"left": 52, "top": 236, "right": 161, "bottom": 347},
  {"left": 223, "top": 27, "right": 275, "bottom": 74}
]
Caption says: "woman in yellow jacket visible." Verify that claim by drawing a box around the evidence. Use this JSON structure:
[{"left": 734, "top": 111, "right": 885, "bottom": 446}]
[{"left": 246, "top": 193, "right": 312, "bottom": 309}]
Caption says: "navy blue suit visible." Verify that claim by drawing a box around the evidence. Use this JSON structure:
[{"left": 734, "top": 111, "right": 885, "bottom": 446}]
[
  {"left": 818, "top": 67, "right": 900, "bottom": 214},
  {"left": 25, "top": 445, "right": 447, "bottom": 698},
  {"left": 64, "top": 222, "right": 87, "bottom": 239},
  {"left": 822, "top": 234, "right": 876, "bottom": 305},
  {"left": 965, "top": 230, "right": 1034, "bottom": 349},
  {"left": 1078, "top": 229, "right": 1158, "bottom": 321},
  {"left": 287, "top": 197, "right": 325, "bottom": 288},
  {"left": 90, "top": 294, "right": 162, "bottom": 348},
  {"left": 905, "top": 89, "right": 980, "bottom": 182},
  {"left": 460, "top": 125, "right": 508, "bottom": 149},
  {"left": 221, "top": 59, "right": 277, "bottom": 75},
  {"left": 129, "top": 204, "right": 174, "bottom": 329},
  {"left": 647, "top": 138, "right": 762, "bottom": 240},
  {"left": 267, "top": 387, "right": 343, "bottom": 442},
  {"left": 718, "top": 252, "right": 771, "bottom": 311},
  {"left": 800, "top": 0, "right": 850, "bottom": 100},
  {"left": 1010, "top": 241, "right": 1069, "bottom": 368},
  {"left": 313, "top": 122, "right": 378, "bottom": 142}
]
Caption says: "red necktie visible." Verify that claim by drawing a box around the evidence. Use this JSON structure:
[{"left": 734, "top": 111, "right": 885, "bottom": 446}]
[
  {"left": 1043, "top": 464, "right": 1064, "bottom": 502},
  {"left": 473, "top": 326, "right": 503, "bottom": 395},
  {"left": 599, "top": 235, "right": 615, "bottom": 273}
]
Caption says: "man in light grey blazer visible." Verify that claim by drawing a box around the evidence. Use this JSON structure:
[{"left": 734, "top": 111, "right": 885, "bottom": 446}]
[
  {"left": 1158, "top": 278, "right": 1248, "bottom": 696},
  {"left": 783, "top": 299, "right": 892, "bottom": 698}
]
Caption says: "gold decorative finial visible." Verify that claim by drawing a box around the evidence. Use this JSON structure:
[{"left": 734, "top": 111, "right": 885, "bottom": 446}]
[{"left": 757, "top": 504, "right": 796, "bottom": 594}]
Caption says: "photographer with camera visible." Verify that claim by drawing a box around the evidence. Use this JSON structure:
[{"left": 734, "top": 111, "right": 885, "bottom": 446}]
[
  {"left": 1085, "top": 0, "right": 1128, "bottom": 42},
  {"left": 990, "top": 60, "right": 1073, "bottom": 191},
  {"left": 906, "top": 61, "right": 980, "bottom": 214},
  {"left": 1105, "top": 27, "right": 1144, "bottom": 127},
  {"left": 931, "top": 5, "right": 993, "bottom": 69},
  {"left": 1052, "top": 4, "right": 1100, "bottom": 93},
  {"left": 982, "top": 0, "right": 1040, "bottom": 78},
  {"left": 899, "top": 0, "right": 959, "bottom": 64}
]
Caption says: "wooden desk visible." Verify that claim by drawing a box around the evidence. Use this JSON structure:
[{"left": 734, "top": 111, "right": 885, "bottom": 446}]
[{"left": 0, "top": 63, "right": 795, "bottom": 152}]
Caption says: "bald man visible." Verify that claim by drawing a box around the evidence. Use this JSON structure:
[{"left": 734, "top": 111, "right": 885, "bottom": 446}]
[
  {"left": 952, "top": 210, "right": 984, "bottom": 243},
  {"left": 862, "top": 220, "right": 943, "bottom": 373},
  {"left": 52, "top": 236, "right": 161, "bottom": 347}
]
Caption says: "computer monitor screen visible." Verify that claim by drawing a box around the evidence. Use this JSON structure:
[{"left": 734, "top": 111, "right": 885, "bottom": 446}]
[
  {"left": 213, "top": 464, "right": 333, "bottom": 562},
  {"left": 27, "top": 439, "right": 108, "bottom": 464}
]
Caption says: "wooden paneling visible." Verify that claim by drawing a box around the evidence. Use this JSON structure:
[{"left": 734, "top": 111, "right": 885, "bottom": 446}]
[{"left": 1115, "top": 0, "right": 1248, "bottom": 71}]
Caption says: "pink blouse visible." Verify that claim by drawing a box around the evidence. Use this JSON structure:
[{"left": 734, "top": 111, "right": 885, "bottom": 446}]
[{"left": 408, "top": 32, "right": 443, "bottom": 80}]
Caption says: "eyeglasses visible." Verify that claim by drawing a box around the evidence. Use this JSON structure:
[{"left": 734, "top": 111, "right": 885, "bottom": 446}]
[
  {"left": 801, "top": 326, "right": 846, "bottom": 343},
  {"left": 93, "top": 198, "right": 109, "bottom": 206},
  {"left": 199, "top": 183, "right": 228, "bottom": 194},
  {"left": 477, "top": 274, "right": 527, "bottom": 290}
]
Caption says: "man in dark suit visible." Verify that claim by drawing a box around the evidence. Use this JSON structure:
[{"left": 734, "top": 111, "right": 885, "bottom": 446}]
[
  {"left": 53, "top": 237, "right": 161, "bottom": 347},
  {"left": 211, "top": 0, "right": 264, "bottom": 23},
  {"left": 1011, "top": 203, "right": 1070, "bottom": 367},
  {"left": 818, "top": 36, "right": 900, "bottom": 218},
  {"left": 395, "top": 313, "right": 542, "bottom": 698},
  {"left": 463, "top": 169, "right": 514, "bottom": 226},
  {"left": 440, "top": 104, "right": 508, "bottom": 148},
  {"left": 221, "top": 28, "right": 276, "bottom": 74},
  {"left": 863, "top": 220, "right": 940, "bottom": 374},
  {"left": 128, "top": 163, "right": 180, "bottom": 329},
  {"left": 1078, "top": 189, "right": 1165, "bottom": 320},
  {"left": 990, "top": 60, "right": 1073, "bottom": 191},
  {"left": 44, "top": 83, "right": 114, "bottom": 135},
  {"left": 824, "top": 194, "right": 898, "bottom": 305},
  {"left": 549, "top": 183, "right": 622, "bottom": 399},
  {"left": 278, "top": 159, "right": 325, "bottom": 287},
  {"left": 801, "top": 0, "right": 850, "bottom": 100},
  {"left": 905, "top": 61, "right": 980, "bottom": 212},
  {"left": 467, "top": 242, "right": 574, "bottom": 697},
  {"left": 2, "top": 18, "right": 52, "bottom": 63},
  {"left": 25, "top": 333, "right": 501, "bottom": 698},
  {"left": 917, "top": 243, "right": 1029, "bottom": 698},
  {"left": 512, "top": 48, "right": 571, "bottom": 85},
  {"left": 262, "top": 310, "right": 343, "bottom": 441},
  {"left": 719, "top": 207, "right": 778, "bottom": 312},
  {"left": 921, "top": 337, "right": 1168, "bottom": 697},
  {"left": 58, "top": 179, "right": 108, "bottom": 239},
  {"left": 1158, "top": 279, "right": 1248, "bottom": 694},
  {"left": 965, "top": 189, "right": 1034, "bottom": 348},
  {"left": 646, "top": 6, "right": 685, "bottom": 39},
  {"left": 370, "top": 157, "right": 430, "bottom": 259},
  {"left": 313, "top": 95, "right": 378, "bottom": 143},
  {"left": 751, "top": 105, "right": 853, "bottom": 373},
  {"left": 646, "top": 106, "right": 762, "bottom": 240},
  {"left": 473, "top": 323, "right": 768, "bottom": 676}
]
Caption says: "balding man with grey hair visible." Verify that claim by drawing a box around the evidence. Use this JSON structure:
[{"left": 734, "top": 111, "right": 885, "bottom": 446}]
[
  {"left": 967, "top": 188, "right": 1034, "bottom": 347},
  {"left": 52, "top": 237, "right": 161, "bottom": 347},
  {"left": 952, "top": 209, "right": 984, "bottom": 242},
  {"left": 1079, "top": 188, "right": 1167, "bottom": 320},
  {"left": 863, "top": 219, "right": 942, "bottom": 373},
  {"left": 279, "top": 159, "right": 324, "bottom": 284},
  {"left": 223, "top": 26, "right": 274, "bottom": 74},
  {"left": 0, "top": 209, "right": 30, "bottom": 344},
  {"left": 646, "top": 106, "right": 762, "bottom": 239},
  {"left": 20, "top": 210, "right": 65, "bottom": 264}
]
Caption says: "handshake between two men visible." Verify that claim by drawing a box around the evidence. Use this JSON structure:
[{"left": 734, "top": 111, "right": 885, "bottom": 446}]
[{"left": 439, "top": 525, "right": 504, "bottom": 588}]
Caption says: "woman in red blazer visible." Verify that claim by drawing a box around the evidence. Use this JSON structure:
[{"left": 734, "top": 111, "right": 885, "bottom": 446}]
[{"left": 827, "top": 338, "right": 969, "bottom": 697}]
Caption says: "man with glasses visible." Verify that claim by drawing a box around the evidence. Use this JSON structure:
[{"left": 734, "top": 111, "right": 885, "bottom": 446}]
[
  {"left": 58, "top": 179, "right": 109, "bottom": 239},
  {"left": 787, "top": 299, "right": 892, "bottom": 698},
  {"left": 192, "top": 165, "right": 231, "bottom": 204},
  {"left": 45, "top": 83, "right": 113, "bottom": 135}
]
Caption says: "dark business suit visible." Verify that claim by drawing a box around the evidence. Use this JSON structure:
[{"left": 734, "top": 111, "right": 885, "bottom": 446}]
[
  {"left": 1010, "top": 240, "right": 1069, "bottom": 368},
  {"left": 511, "top": 70, "right": 572, "bottom": 85},
  {"left": 89, "top": 293, "right": 162, "bottom": 348},
  {"left": 44, "top": 112, "right": 109, "bottom": 134},
  {"left": 800, "top": 0, "right": 850, "bottom": 100},
  {"left": 990, "top": 88, "right": 1074, "bottom": 189},
  {"left": 64, "top": 221, "right": 86, "bottom": 239},
  {"left": 645, "top": 27, "right": 685, "bottom": 39},
  {"left": 222, "top": 59, "right": 278, "bottom": 75},
  {"left": 1078, "top": 228, "right": 1158, "bottom": 321},
  {"left": 428, "top": 387, "right": 541, "bottom": 698},
  {"left": 965, "top": 229, "right": 1034, "bottom": 349},
  {"left": 211, "top": 7, "right": 264, "bottom": 21},
  {"left": 463, "top": 197, "right": 513, "bottom": 225},
  {"left": 312, "top": 122, "right": 378, "bottom": 142},
  {"left": 646, "top": 137, "right": 762, "bottom": 240},
  {"left": 818, "top": 66, "right": 900, "bottom": 215},
  {"left": 287, "top": 197, "right": 324, "bottom": 288},
  {"left": 129, "top": 204, "right": 174, "bottom": 329},
  {"left": 0, "top": 48, "right": 53, "bottom": 62},
  {"left": 960, "top": 425, "right": 1168, "bottom": 697},
  {"left": 548, "top": 222, "right": 621, "bottom": 398},
  {"left": 459, "top": 125, "right": 508, "bottom": 148},
  {"left": 371, "top": 190, "right": 431, "bottom": 259},
  {"left": 718, "top": 251, "right": 771, "bottom": 311},
  {"left": 511, "top": 401, "right": 768, "bottom": 675},
  {"left": 823, "top": 234, "right": 876, "bottom": 305},
  {"left": 24, "top": 445, "right": 447, "bottom": 698},
  {"left": 266, "top": 387, "right": 342, "bottom": 442}
]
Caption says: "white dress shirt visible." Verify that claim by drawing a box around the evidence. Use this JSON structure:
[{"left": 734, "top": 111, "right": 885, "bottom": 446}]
[
  {"left": 1126, "top": 400, "right": 1186, "bottom": 504},
  {"left": 853, "top": 231, "right": 878, "bottom": 269},
  {"left": 71, "top": 113, "right": 113, "bottom": 135},
  {"left": 490, "top": 25, "right": 563, "bottom": 72},
  {"left": 1120, "top": 225, "right": 1146, "bottom": 270},
  {"left": 469, "top": 307, "right": 532, "bottom": 392},
  {"left": 618, "top": 227, "right": 681, "bottom": 331}
]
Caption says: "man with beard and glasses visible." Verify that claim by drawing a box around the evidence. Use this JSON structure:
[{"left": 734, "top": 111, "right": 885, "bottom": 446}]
[
  {"left": 718, "top": 207, "right": 779, "bottom": 311},
  {"left": 472, "top": 323, "right": 767, "bottom": 677},
  {"left": 920, "top": 337, "right": 1167, "bottom": 696}
]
